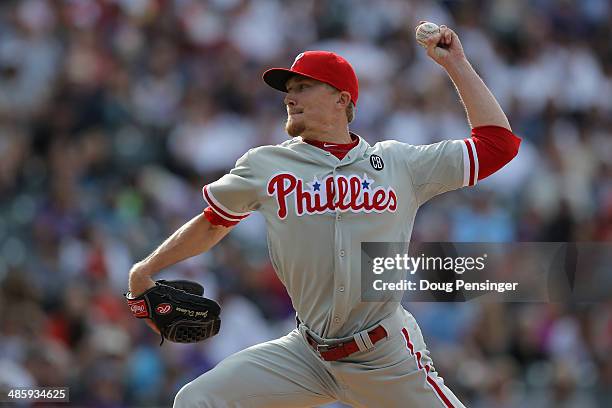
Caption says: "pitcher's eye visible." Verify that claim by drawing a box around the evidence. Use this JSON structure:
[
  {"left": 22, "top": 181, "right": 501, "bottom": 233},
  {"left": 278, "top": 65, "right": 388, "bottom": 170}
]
[{"left": 287, "top": 83, "right": 309, "bottom": 92}]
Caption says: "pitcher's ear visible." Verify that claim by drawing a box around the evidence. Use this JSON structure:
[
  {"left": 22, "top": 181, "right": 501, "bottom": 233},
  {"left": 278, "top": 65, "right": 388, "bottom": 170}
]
[{"left": 337, "top": 91, "right": 351, "bottom": 107}]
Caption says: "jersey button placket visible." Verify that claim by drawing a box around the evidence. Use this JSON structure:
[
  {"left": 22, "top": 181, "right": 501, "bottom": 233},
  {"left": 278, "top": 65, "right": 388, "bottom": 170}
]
[
  {"left": 332, "top": 167, "right": 347, "bottom": 328},
  {"left": 334, "top": 169, "right": 345, "bottom": 269},
  {"left": 333, "top": 166, "right": 342, "bottom": 222}
]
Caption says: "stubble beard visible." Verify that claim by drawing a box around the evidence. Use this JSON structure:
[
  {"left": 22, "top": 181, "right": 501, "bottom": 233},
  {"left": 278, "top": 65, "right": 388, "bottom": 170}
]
[{"left": 285, "top": 117, "right": 306, "bottom": 138}]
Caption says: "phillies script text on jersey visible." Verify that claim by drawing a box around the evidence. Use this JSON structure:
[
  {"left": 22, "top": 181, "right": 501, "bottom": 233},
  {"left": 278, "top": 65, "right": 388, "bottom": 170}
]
[{"left": 267, "top": 173, "right": 398, "bottom": 219}]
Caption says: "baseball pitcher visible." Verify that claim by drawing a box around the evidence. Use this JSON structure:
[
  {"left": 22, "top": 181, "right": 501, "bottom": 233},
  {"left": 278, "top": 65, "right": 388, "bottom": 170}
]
[{"left": 127, "top": 23, "right": 521, "bottom": 407}]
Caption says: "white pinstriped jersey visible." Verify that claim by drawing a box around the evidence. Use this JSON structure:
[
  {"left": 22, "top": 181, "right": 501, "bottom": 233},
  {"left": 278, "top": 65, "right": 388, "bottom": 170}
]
[{"left": 203, "top": 135, "right": 479, "bottom": 338}]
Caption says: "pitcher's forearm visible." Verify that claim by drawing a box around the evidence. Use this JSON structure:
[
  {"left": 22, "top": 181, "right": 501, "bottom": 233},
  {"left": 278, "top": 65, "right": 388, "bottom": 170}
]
[
  {"left": 133, "top": 213, "right": 233, "bottom": 277},
  {"left": 444, "top": 58, "right": 511, "bottom": 131}
]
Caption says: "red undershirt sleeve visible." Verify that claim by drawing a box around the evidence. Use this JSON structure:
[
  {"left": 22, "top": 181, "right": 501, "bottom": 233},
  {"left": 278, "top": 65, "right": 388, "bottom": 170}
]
[
  {"left": 203, "top": 206, "right": 242, "bottom": 227},
  {"left": 464, "top": 125, "right": 522, "bottom": 182}
]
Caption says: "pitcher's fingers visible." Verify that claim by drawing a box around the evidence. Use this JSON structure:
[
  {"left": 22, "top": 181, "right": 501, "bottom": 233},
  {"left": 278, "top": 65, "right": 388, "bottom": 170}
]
[
  {"left": 439, "top": 26, "right": 452, "bottom": 45},
  {"left": 446, "top": 28, "right": 454, "bottom": 44},
  {"left": 425, "top": 31, "right": 442, "bottom": 49}
]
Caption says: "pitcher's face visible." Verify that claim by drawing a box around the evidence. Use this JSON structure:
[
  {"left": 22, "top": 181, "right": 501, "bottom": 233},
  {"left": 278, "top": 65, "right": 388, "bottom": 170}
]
[{"left": 284, "top": 76, "right": 340, "bottom": 137}]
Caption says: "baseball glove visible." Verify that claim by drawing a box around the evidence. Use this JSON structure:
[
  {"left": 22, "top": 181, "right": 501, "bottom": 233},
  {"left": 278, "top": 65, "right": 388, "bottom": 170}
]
[{"left": 125, "top": 279, "right": 221, "bottom": 345}]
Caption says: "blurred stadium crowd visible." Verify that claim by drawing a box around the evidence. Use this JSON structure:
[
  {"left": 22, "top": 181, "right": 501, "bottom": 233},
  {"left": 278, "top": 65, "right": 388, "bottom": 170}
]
[{"left": 0, "top": 0, "right": 611, "bottom": 406}]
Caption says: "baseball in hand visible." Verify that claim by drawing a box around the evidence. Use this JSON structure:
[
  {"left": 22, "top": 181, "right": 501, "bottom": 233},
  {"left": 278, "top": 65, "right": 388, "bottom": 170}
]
[{"left": 415, "top": 22, "right": 440, "bottom": 48}]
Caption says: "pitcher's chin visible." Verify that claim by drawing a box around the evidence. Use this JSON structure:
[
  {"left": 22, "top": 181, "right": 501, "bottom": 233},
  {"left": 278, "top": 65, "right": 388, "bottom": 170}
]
[{"left": 285, "top": 119, "right": 305, "bottom": 137}]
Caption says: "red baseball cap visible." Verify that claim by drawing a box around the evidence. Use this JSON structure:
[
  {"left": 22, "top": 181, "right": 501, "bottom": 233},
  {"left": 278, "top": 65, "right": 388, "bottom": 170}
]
[{"left": 263, "top": 51, "right": 359, "bottom": 106}]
